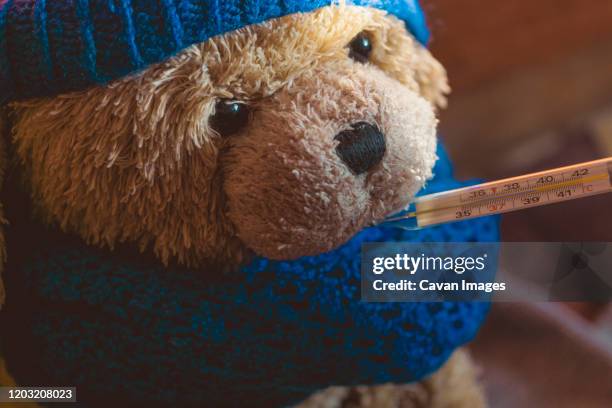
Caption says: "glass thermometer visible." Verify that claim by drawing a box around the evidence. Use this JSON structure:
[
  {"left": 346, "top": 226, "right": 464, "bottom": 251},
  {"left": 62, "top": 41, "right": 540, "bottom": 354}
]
[{"left": 384, "top": 157, "right": 612, "bottom": 230}]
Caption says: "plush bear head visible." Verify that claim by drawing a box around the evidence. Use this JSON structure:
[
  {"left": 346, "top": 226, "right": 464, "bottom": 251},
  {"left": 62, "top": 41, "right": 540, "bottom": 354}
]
[{"left": 0, "top": 3, "right": 448, "bottom": 300}]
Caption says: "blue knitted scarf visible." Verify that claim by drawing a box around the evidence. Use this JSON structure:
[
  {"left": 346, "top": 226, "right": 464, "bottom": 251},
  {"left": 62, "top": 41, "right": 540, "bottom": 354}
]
[{"left": 1, "top": 146, "right": 499, "bottom": 407}]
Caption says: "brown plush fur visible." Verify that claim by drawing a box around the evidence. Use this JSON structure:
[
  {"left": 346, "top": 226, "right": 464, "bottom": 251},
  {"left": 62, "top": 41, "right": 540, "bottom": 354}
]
[
  {"left": 6, "top": 5, "right": 448, "bottom": 268},
  {"left": 224, "top": 60, "right": 437, "bottom": 258},
  {"left": 298, "top": 349, "right": 486, "bottom": 408}
]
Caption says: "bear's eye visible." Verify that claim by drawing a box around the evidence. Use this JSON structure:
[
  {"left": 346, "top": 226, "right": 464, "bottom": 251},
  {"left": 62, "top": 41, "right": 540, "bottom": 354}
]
[
  {"left": 210, "top": 100, "right": 251, "bottom": 137},
  {"left": 348, "top": 32, "right": 373, "bottom": 63}
]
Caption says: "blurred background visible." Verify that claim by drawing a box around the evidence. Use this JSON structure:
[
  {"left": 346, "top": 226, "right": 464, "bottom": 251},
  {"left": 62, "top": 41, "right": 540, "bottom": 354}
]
[{"left": 425, "top": 1, "right": 612, "bottom": 406}]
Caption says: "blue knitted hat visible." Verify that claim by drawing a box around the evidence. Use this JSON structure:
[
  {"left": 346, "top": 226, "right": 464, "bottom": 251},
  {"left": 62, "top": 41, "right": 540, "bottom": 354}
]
[{"left": 0, "top": 0, "right": 429, "bottom": 104}]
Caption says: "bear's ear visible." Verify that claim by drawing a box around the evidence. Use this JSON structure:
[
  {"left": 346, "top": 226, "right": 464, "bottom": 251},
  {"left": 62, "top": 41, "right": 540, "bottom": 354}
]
[
  {"left": 412, "top": 44, "right": 451, "bottom": 110},
  {"left": 0, "top": 107, "right": 7, "bottom": 308}
]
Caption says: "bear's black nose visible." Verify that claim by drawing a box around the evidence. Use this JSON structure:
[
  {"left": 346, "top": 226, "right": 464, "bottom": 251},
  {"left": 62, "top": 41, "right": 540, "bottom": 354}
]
[{"left": 335, "top": 122, "right": 386, "bottom": 175}]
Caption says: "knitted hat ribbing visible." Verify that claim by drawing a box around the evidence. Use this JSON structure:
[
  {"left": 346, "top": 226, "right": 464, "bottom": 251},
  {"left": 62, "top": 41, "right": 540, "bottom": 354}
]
[{"left": 0, "top": 1, "right": 429, "bottom": 104}]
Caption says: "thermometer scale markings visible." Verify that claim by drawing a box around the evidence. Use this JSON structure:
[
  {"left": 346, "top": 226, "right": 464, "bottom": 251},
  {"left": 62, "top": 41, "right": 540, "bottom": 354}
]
[
  {"left": 385, "top": 158, "right": 612, "bottom": 229},
  {"left": 460, "top": 173, "right": 609, "bottom": 211}
]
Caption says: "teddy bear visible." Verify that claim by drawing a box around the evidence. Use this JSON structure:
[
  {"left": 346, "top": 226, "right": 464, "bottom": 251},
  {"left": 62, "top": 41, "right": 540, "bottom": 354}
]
[{"left": 0, "top": 1, "right": 499, "bottom": 407}]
